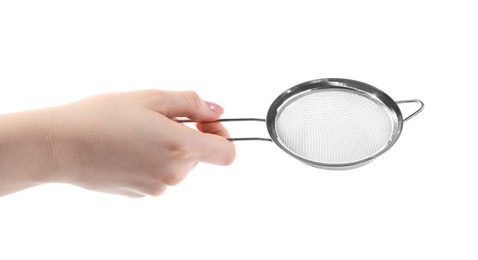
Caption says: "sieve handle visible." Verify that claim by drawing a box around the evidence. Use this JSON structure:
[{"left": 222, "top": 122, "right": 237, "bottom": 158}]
[
  {"left": 396, "top": 100, "right": 425, "bottom": 122},
  {"left": 175, "top": 118, "right": 272, "bottom": 142}
]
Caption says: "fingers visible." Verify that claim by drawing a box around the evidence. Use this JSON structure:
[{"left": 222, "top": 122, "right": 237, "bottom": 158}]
[
  {"left": 150, "top": 90, "right": 224, "bottom": 121},
  {"left": 148, "top": 89, "right": 236, "bottom": 165}
]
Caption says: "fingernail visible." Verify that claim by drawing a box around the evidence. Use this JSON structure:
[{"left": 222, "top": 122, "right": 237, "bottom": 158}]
[{"left": 206, "top": 101, "right": 224, "bottom": 114}]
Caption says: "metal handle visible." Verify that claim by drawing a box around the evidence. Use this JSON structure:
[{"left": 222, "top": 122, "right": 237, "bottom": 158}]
[
  {"left": 396, "top": 100, "right": 425, "bottom": 122},
  {"left": 175, "top": 118, "right": 272, "bottom": 142}
]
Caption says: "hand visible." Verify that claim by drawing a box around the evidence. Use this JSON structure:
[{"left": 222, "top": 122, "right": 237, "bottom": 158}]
[{"left": 0, "top": 90, "right": 235, "bottom": 197}]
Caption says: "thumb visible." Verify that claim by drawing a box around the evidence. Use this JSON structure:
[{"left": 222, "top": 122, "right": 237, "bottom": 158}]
[{"left": 152, "top": 90, "right": 224, "bottom": 121}]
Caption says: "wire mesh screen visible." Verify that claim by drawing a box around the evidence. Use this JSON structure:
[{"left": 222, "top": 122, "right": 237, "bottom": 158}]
[{"left": 275, "top": 89, "right": 394, "bottom": 165}]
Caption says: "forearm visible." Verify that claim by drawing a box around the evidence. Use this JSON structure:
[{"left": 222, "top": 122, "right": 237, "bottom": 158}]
[{"left": 0, "top": 109, "right": 57, "bottom": 196}]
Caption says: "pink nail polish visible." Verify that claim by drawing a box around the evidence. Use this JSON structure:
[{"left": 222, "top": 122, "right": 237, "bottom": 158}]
[{"left": 206, "top": 101, "right": 224, "bottom": 114}]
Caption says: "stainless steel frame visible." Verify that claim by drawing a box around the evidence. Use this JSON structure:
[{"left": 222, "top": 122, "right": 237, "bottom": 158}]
[{"left": 177, "top": 78, "right": 424, "bottom": 169}]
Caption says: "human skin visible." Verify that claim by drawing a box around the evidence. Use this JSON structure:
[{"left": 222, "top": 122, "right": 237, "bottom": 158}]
[{"left": 0, "top": 90, "right": 235, "bottom": 197}]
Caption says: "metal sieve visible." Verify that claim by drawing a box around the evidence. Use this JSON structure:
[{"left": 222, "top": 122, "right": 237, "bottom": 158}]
[{"left": 180, "top": 78, "right": 424, "bottom": 170}]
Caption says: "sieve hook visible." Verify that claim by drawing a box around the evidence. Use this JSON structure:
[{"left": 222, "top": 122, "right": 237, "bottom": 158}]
[
  {"left": 396, "top": 100, "right": 425, "bottom": 122},
  {"left": 175, "top": 118, "right": 272, "bottom": 142}
]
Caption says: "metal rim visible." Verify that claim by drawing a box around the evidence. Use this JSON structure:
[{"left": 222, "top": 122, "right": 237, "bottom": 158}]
[{"left": 266, "top": 78, "right": 404, "bottom": 169}]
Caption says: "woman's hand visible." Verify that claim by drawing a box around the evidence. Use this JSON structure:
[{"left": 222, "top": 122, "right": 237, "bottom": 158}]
[{"left": 0, "top": 90, "right": 235, "bottom": 197}]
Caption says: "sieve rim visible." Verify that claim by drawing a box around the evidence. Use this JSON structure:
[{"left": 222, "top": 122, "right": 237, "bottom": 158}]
[{"left": 266, "top": 78, "right": 404, "bottom": 169}]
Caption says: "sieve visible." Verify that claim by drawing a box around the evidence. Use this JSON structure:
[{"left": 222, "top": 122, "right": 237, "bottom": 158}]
[{"left": 179, "top": 78, "right": 424, "bottom": 170}]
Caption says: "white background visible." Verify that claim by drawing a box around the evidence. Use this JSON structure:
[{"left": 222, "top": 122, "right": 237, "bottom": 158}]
[{"left": 0, "top": 1, "right": 477, "bottom": 259}]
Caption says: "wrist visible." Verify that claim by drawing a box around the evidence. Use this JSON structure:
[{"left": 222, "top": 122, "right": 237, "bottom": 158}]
[{"left": 0, "top": 108, "right": 61, "bottom": 192}]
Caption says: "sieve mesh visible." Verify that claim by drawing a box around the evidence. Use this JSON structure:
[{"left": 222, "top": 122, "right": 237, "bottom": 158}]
[{"left": 275, "top": 89, "right": 394, "bottom": 165}]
